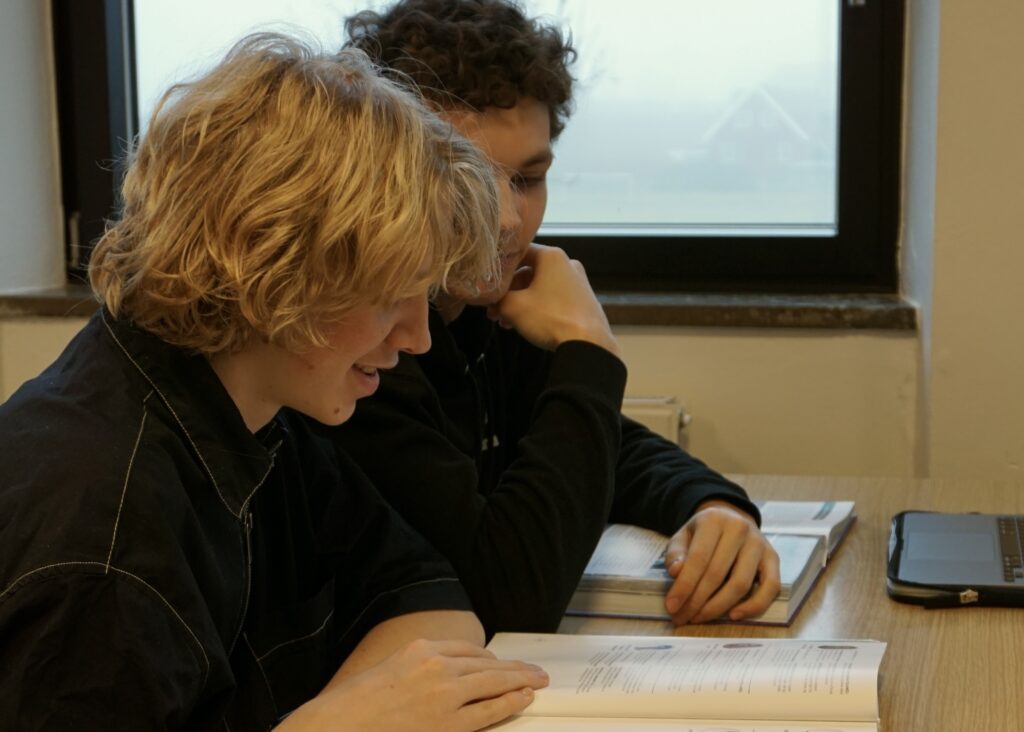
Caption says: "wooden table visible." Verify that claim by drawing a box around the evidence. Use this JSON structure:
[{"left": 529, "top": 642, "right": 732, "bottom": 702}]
[{"left": 558, "top": 475, "right": 1024, "bottom": 731}]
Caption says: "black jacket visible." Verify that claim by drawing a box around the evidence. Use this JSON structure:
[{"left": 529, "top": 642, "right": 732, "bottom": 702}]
[
  {"left": 331, "top": 306, "right": 758, "bottom": 634},
  {"left": 0, "top": 311, "right": 471, "bottom": 730}
]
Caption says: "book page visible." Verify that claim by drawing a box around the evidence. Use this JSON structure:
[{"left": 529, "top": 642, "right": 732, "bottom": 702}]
[
  {"left": 487, "top": 634, "right": 885, "bottom": 724},
  {"left": 491, "top": 716, "right": 877, "bottom": 731},
  {"left": 757, "top": 501, "right": 856, "bottom": 559},
  {"left": 757, "top": 501, "right": 855, "bottom": 536},
  {"left": 583, "top": 524, "right": 667, "bottom": 577},
  {"left": 762, "top": 533, "right": 823, "bottom": 593}
]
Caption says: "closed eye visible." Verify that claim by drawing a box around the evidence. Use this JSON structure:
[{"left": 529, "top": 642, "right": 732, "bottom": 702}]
[{"left": 511, "top": 173, "right": 547, "bottom": 192}]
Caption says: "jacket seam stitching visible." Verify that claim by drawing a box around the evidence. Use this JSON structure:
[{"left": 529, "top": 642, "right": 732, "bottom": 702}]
[
  {"left": 335, "top": 577, "right": 462, "bottom": 644},
  {"left": 0, "top": 560, "right": 211, "bottom": 684},
  {"left": 244, "top": 632, "right": 279, "bottom": 715},
  {"left": 101, "top": 312, "right": 240, "bottom": 519},
  {"left": 106, "top": 393, "right": 152, "bottom": 571},
  {"left": 255, "top": 608, "right": 335, "bottom": 663}
]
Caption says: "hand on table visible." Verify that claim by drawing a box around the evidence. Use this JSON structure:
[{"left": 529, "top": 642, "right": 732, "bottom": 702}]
[{"left": 663, "top": 500, "right": 781, "bottom": 625}]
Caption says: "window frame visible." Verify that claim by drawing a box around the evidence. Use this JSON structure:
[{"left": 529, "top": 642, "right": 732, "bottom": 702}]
[
  {"left": 52, "top": 0, "right": 137, "bottom": 281},
  {"left": 538, "top": 0, "right": 905, "bottom": 294},
  {"left": 52, "top": 0, "right": 904, "bottom": 294}
]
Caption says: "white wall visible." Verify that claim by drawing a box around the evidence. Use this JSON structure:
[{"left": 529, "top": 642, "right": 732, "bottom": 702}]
[
  {"left": 3, "top": 1, "right": 1024, "bottom": 480},
  {"left": 0, "top": 1, "right": 64, "bottom": 293}
]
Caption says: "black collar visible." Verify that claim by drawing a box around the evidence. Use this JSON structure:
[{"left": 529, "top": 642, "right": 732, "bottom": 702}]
[{"left": 100, "top": 309, "right": 278, "bottom": 518}]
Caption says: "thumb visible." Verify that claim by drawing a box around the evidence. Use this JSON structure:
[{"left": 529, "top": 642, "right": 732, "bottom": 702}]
[
  {"left": 664, "top": 527, "right": 692, "bottom": 578},
  {"left": 508, "top": 265, "right": 534, "bottom": 292}
]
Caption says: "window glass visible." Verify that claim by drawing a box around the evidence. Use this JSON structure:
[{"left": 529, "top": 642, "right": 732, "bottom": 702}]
[
  {"left": 531, "top": 0, "right": 839, "bottom": 235},
  {"left": 134, "top": 1, "right": 382, "bottom": 130},
  {"left": 134, "top": 0, "right": 839, "bottom": 237}
]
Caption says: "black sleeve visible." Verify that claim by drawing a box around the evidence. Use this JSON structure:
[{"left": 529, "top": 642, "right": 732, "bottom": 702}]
[
  {"left": 609, "top": 415, "right": 762, "bottom": 535},
  {"left": 330, "top": 340, "right": 627, "bottom": 635},
  {"left": 271, "top": 415, "right": 475, "bottom": 661},
  {"left": 0, "top": 569, "right": 216, "bottom": 730},
  {"left": 320, "top": 450, "right": 476, "bottom": 655}
]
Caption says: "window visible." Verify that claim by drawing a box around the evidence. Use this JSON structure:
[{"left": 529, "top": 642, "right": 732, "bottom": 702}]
[
  {"left": 53, "top": 0, "right": 904, "bottom": 293},
  {"left": 538, "top": 0, "right": 904, "bottom": 293}
]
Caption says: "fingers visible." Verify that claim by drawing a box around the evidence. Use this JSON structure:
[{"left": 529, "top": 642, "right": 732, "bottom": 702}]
[
  {"left": 453, "top": 663, "right": 548, "bottom": 731},
  {"left": 406, "top": 640, "right": 548, "bottom": 702},
  {"left": 725, "top": 548, "right": 782, "bottom": 621},
  {"left": 507, "top": 265, "right": 534, "bottom": 292},
  {"left": 449, "top": 656, "right": 546, "bottom": 678},
  {"left": 664, "top": 525, "right": 693, "bottom": 578},
  {"left": 687, "top": 535, "right": 764, "bottom": 624},
  {"left": 664, "top": 518, "right": 724, "bottom": 619},
  {"left": 664, "top": 509, "right": 782, "bottom": 626},
  {"left": 458, "top": 667, "right": 549, "bottom": 703},
  {"left": 410, "top": 638, "right": 496, "bottom": 660},
  {"left": 457, "top": 687, "right": 538, "bottom": 732}
]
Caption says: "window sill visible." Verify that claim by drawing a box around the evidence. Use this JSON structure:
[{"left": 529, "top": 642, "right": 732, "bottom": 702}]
[
  {"left": 599, "top": 292, "right": 916, "bottom": 330},
  {"left": 0, "top": 284, "right": 98, "bottom": 318},
  {"left": 1, "top": 286, "right": 916, "bottom": 331}
]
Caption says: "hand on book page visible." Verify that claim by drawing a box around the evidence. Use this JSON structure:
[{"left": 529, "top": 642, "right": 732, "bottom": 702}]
[
  {"left": 281, "top": 639, "right": 548, "bottom": 732},
  {"left": 663, "top": 500, "right": 781, "bottom": 625},
  {"left": 493, "top": 718, "right": 878, "bottom": 731}
]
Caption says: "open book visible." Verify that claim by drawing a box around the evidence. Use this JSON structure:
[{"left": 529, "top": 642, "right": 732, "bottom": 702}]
[
  {"left": 486, "top": 633, "right": 887, "bottom": 731},
  {"left": 567, "top": 500, "right": 856, "bottom": 625},
  {"left": 754, "top": 499, "right": 857, "bottom": 559},
  {"left": 567, "top": 527, "right": 825, "bottom": 624}
]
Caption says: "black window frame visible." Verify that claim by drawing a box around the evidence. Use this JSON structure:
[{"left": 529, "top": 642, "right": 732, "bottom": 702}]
[
  {"left": 53, "top": 0, "right": 903, "bottom": 294},
  {"left": 53, "top": 0, "right": 137, "bottom": 282},
  {"left": 541, "top": 0, "right": 905, "bottom": 294}
]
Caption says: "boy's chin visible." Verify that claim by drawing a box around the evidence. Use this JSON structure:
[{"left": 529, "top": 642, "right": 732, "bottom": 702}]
[
  {"left": 450, "top": 280, "right": 513, "bottom": 309},
  {"left": 461, "top": 290, "right": 504, "bottom": 308}
]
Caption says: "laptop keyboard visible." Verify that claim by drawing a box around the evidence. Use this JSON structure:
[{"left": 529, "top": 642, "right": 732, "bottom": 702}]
[{"left": 998, "top": 516, "right": 1024, "bottom": 582}]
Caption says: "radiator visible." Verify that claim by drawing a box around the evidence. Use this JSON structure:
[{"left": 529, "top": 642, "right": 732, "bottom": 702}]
[{"left": 621, "top": 396, "right": 691, "bottom": 444}]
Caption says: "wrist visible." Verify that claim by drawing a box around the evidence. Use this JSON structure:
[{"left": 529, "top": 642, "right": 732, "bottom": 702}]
[
  {"left": 696, "top": 499, "right": 756, "bottom": 525},
  {"left": 560, "top": 324, "right": 621, "bottom": 359}
]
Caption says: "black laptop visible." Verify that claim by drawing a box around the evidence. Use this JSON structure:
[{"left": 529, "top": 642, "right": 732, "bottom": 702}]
[{"left": 887, "top": 511, "right": 1024, "bottom": 607}]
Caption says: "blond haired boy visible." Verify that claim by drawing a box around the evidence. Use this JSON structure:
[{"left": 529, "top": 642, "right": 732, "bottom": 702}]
[{"left": 0, "top": 34, "right": 545, "bottom": 730}]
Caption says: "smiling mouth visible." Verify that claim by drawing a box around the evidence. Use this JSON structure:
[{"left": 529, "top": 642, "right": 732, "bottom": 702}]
[{"left": 354, "top": 357, "right": 399, "bottom": 376}]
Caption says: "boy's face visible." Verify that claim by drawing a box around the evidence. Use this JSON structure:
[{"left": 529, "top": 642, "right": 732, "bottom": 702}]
[
  {"left": 272, "top": 292, "right": 431, "bottom": 425},
  {"left": 444, "top": 97, "right": 553, "bottom": 306}
]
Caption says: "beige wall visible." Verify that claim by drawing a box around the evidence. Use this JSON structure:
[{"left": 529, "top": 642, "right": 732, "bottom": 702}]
[
  {"left": 617, "top": 328, "right": 919, "bottom": 477},
  {"left": 3, "top": 1, "right": 1024, "bottom": 481},
  {"left": 925, "top": 0, "right": 1024, "bottom": 479},
  {"left": 0, "top": 319, "right": 89, "bottom": 400}
]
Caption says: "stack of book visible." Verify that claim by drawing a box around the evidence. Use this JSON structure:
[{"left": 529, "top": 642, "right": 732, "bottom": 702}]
[{"left": 567, "top": 500, "right": 856, "bottom": 625}]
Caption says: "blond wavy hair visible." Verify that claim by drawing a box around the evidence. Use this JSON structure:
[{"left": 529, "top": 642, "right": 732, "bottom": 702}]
[{"left": 90, "top": 32, "right": 499, "bottom": 354}]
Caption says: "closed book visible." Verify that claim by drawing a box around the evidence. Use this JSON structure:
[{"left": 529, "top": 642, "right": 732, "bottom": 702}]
[{"left": 567, "top": 525, "right": 826, "bottom": 625}]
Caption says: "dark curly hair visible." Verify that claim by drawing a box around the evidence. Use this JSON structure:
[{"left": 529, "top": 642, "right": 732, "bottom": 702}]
[{"left": 345, "top": 0, "right": 576, "bottom": 138}]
